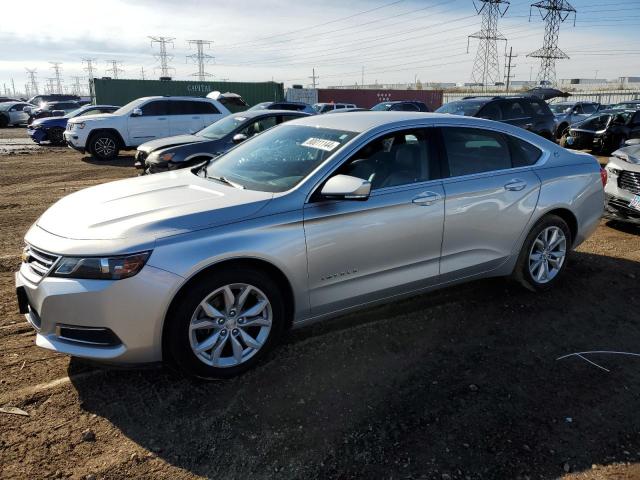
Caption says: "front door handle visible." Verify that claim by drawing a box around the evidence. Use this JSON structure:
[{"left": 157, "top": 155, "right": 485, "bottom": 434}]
[
  {"left": 504, "top": 180, "right": 527, "bottom": 191},
  {"left": 412, "top": 191, "right": 441, "bottom": 206},
  {"left": 524, "top": 123, "right": 533, "bottom": 129}
]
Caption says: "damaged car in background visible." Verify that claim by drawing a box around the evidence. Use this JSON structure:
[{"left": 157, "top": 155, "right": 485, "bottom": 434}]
[
  {"left": 135, "top": 109, "right": 309, "bottom": 174},
  {"left": 563, "top": 109, "right": 640, "bottom": 154},
  {"left": 604, "top": 139, "right": 640, "bottom": 224}
]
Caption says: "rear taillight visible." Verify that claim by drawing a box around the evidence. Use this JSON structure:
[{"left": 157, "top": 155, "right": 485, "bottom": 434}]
[{"left": 600, "top": 167, "right": 607, "bottom": 187}]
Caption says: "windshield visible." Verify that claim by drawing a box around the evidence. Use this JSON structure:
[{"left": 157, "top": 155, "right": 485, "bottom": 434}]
[
  {"left": 113, "top": 98, "right": 147, "bottom": 115},
  {"left": 549, "top": 104, "right": 572, "bottom": 114},
  {"left": 435, "top": 101, "right": 484, "bottom": 116},
  {"left": 371, "top": 103, "right": 393, "bottom": 111},
  {"left": 612, "top": 102, "right": 640, "bottom": 110},
  {"left": 198, "top": 115, "right": 249, "bottom": 140},
  {"left": 65, "top": 106, "right": 89, "bottom": 118},
  {"left": 203, "top": 124, "right": 357, "bottom": 192}
]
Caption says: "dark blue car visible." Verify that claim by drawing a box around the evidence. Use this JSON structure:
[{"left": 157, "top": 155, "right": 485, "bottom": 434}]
[{"left": 27, "top": 104, "right": 119, "bottom": 145}]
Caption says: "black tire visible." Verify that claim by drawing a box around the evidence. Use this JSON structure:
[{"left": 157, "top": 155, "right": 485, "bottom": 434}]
[
  {"left": 166, "top": 266, "right": 286, "bottom": 379},
  {"left": 48, "top": 127, "right": 65, "bottom": 146},
  {"left": 0, "top": 115, "right": 8, "bottom": 128},
  {"left": 513, "top": 214, "right": 572, "bottom": 292},
  {"left": 88, "top": 132, "right": 120, "bottom": 161}
]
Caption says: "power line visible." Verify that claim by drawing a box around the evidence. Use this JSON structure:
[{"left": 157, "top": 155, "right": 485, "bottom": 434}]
[
  {"left": 149, "top": 36, "right": 175, "bottom": 78},
  {"left": 527, "top": 0, "right": 576, "bottom": 85},
  {"left": 215, "top": 0, "right": 407, "bottom": 49},
  {"left": 187, "top": 40, "right": 215, "bottom": 81},
  {"left": 468, "top": 0, "right": 510, "bottom": 88},
  {"left": 105, "top": 60, "right": 124, "bottom": 79}
]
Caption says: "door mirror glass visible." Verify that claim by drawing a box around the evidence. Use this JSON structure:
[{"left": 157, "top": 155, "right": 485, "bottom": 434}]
[
  {"left": 131, "top": 108, "right": 143, "bottom": 117},
  {"left": 321, "top": 174, "right": 371, "bottom": 200},
  {"left": 232, "top": 133, "right": 248, "bottom": 144}
]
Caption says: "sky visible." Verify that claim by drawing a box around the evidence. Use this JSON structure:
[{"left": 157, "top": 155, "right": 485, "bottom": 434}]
[{"left": 1, "top": 0, "right": 640, "bottom": 96}]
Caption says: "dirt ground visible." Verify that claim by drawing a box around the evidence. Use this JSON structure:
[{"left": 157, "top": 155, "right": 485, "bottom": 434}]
[{"left": 1, "top": 126, "right": 639, "bottom": 480}]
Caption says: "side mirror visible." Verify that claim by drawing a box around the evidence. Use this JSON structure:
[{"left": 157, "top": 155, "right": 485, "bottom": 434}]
[
  {"left": 131, "top": 108, "right": 143, "bottom": 117},
  {"left": 320, "top": 174, "right": 371, "bottom": 200},
  {"left": 625, "top": 138, "right": 640, "bottom": 146},
  {"left": 232, "top": 133, "right": 248, "bottom": 144},
  {"left": 22, "top": 106, "right": 32, "bottom": 113}
]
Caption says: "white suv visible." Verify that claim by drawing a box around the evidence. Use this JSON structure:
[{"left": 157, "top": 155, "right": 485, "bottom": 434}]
[{"left": 64, "top": 96, "right": 231, "bottom": 160}]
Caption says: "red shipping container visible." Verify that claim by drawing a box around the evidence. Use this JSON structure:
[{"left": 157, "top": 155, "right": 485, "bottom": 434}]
[{"left": 316, "top": 89, "right": 443, "bottom": 110}]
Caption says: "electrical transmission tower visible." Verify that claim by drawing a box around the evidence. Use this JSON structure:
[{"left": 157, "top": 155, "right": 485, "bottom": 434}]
[
  {"left": 149, "top": 36, "right": 175, "bottom": 78},
  {"left": 105, "top": 60, "right": 124, "bottom": 79},
  {"left": 187, "top": 40, "right": 215, "bottom": 81},
  {"left": 45, "top": 78, "right": 57, "bottom": 94},
  {"left": 467, "top": 0, "right": 510, "bottom": 88},
  {"left": 82, "top": 58, "right": 97, "bottom": 79},
  {"left": 25, "top": 68, "right": 39, "bottom": 95},
  {"left": 49, "top": 62, "right": 64, "bottom": 94},
  {"left": 140, "top": 66, "right": 146, "bottom": 80},
  {"left": 527, "top": 0, "right": 576, "bottom": 85},
  {"left": 70, "top": 76, "right": 85, "bottom": 95},
  {"left": 309, "top": 68, "right": 319, "bottom": 89}
]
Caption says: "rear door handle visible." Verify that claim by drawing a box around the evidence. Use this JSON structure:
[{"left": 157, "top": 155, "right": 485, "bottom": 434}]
[
  {"left": 504, "top": 180, "right": 527, "bottom": 191},
  {"left": 412, "top": 191, "right": 441, "bottom": 206}
]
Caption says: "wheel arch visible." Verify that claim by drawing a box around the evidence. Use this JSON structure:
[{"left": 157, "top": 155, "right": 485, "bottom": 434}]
[
  {"left": 538, "top": 207, "right": 578, "bottom": 246},
  {"left": 161, "top": 257, "right": 295, "bottom": 361}
]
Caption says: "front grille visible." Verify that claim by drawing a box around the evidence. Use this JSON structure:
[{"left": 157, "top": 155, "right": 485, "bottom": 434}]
[
  {"left": 66, "top": 123, "right": 73, "bottom": 131},
  {"left": 618, "top": 170, "right": 640, "bottom": 195},
  {"left": 606, "top": 195, "right": 640, "bottom": 219},
  {"left": 23, "top": 245, "right": 60, "bottom": 278}
]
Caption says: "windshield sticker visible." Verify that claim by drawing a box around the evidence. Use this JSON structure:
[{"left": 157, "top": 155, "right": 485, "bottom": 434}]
[{"left": 302, "top": 138, "right": 341, "bottom": 151}]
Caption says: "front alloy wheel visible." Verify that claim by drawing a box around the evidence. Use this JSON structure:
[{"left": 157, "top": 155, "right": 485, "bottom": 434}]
[
  {"left": 189, "top": 283, "right": 272, "bottom": 368},
  {"left": 167, "top": 267, "right": 285, "bottom": 379}
]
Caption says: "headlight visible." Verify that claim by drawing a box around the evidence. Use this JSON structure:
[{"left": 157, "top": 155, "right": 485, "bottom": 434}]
[
  {"left": 50, "top": 251, "right": 151, "bottom": 280},
  {"left": 73, "top": 122, "right": 85, "bottom": 129},
  {"left": 159, "top": 152, "right": 175, "bottom": 162},
  {"left": 606, "top": 166, "right": 621, "bottom": 176}
]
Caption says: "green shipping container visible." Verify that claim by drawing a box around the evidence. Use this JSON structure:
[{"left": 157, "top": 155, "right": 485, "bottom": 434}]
[{"left": 91, "top": 78, "right": 284, "bottom": 110}]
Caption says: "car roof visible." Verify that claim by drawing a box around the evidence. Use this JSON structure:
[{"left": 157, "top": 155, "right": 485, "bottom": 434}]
[
  {"left": 231, "top": 109, "right": 309, "bottom": 118},
  {"left": 138, "top": 96, "right": 217, "bottom": 102},
  {"left": 379, "top": 100, "right": 423, "bottom": 104},
  {"left": 289, "top": 111, "right": 495, "bottom": 133}
]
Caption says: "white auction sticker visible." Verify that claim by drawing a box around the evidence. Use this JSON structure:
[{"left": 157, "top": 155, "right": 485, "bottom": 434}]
[{"left": 302, "top": 138, "right": 340, "bottom": 151}]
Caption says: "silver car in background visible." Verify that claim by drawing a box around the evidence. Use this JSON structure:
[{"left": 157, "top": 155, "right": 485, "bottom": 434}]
[{"left": 15, "top": 112, "right": 604, "bottom": 378}]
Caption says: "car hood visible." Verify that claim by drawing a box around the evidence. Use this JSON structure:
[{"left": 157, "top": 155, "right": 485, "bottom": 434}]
[
  {"left": 68, "top": 113, "right": 113, "bottom": 124},
  {"left": 612, "top": 145, "right": 640, "bottom": 165},
  {"left": 31, "top": 116, "right": 67, "bottom": 128},
  {"left": 36, "top": 169, "right": 273, "bottom": 241},
  {"left": 138, "top": 134, "right": 206, "bottom": 154}
]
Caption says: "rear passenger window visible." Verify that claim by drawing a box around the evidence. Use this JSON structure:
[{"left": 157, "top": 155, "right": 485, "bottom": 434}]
[
  {"left": 509, "top": 136, "right": 542, "bottom": 167},
  {"left": 441, "top": 127, "right": 511, "bottom": 177},
  {"left": 528, "top": 99, "right": 550, "bottom": 116},
  {"left": 501, "top": 101, "right": 529, "bottom": 120},
  {"left": 193, "top": 102, "right": 220, "bottom": 114},
  {"left": 478, "top": 103, "right": 502, "bottom": 120},
  {"left": 582, "top": 104, "right": 598, "bottom": 114}
]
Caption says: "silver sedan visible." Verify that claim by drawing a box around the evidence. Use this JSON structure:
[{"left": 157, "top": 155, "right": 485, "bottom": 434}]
[{"left": 16, "top": 112, "right": 604, "bottom": 378}]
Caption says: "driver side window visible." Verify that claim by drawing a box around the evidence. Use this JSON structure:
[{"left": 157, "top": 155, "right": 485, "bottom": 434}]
[{"left": 337, "top": 128, "right": 438, "bottom": 190}]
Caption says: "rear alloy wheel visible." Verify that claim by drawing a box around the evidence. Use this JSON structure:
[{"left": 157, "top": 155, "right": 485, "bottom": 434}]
[
  {"left": 514, "top": 215, "right": 571, "bottom": 292},
  {"left": 167, "top": 267, "right": 285, "bottom": 379},
  {"left": 89, "top": 132, "right": 119, "bottom": 161},
  {"left": 48, "top": 127, "right": 65, "bottom": 146}
]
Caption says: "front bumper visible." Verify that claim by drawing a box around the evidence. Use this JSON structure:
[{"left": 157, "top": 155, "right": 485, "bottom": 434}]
[
  {"left": 27, "top": 127, "right": 48, "bottom": 144},
  {"left": 604, "top": 194, "right": 640, "bottom": 224},
  {"left": 63, "top": 130, "right": 86, "bottom": 153},
  {"left": 15, "top": 258, "right": 184, "bottom": 364}
]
